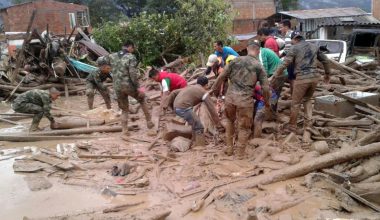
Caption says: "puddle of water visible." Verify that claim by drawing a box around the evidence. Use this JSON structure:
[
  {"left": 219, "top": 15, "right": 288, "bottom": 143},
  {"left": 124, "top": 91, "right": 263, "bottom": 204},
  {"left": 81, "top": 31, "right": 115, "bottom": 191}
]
[{"left": 0, "top": 158, "right": 109, "bottom": 220}]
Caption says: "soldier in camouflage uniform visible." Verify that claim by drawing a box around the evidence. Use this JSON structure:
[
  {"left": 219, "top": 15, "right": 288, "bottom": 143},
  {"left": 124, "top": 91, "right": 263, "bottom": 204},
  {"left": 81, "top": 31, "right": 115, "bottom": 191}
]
[
  {"left": 211, "top": 40, "right": 270, "bottom": 158},
  {"left": 12, "top": 88, "right": 60, "bottom": 131},
  {"left": 272, "top": 31, "right": 331, "bottom": 142},
  {"left": 105, "top": 41, "right": 154, "bottom": 140},
  {"left": 86, "top": 58, "right": 112, "bottom": 109}
]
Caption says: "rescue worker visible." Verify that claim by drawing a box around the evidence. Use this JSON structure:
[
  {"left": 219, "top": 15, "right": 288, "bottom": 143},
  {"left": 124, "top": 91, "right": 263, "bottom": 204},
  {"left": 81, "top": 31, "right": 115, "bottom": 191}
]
[
  {"left": 165, "top": 76, "right": 220, "bottom": 146},
  {"left": 214, "top": 40, "right": 239, "bottom": 62},
  {"left": 12, "top": 88, "right": 60, "bottom": 131},
  {"left": 211, "top": 40, "right": 270, "bottom": 158},
  {"left": 148, "top": 68, "right": 187, "bottom": 113},
  {"left": 205, "top": 54, "right": 224, "bottom": 76},
  {"left": 248, "top": 40, "right": 287, "bottom": 137},
  {"left": 257, "top": 28, "right": 280, "bottom": 56},
  {"left": 86, "top": 57, "right": 112, "bottom": 110},
  {"left": 272, "top": 31, "right": 331, "bottom": 142},
  {"left": 105, "top": 41, "right": 154, "bottom": 140}
]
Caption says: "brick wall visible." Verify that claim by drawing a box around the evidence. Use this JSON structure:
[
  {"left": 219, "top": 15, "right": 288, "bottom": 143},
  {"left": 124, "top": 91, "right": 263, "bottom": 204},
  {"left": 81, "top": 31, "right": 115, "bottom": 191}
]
[
  {"left": 373, "top": 0, "right": 380, "bottom": 20},
  {"left": 0, "top": 0, "right": 89, "bottom": 35},
  {"left": 229, "top": 0, "right": 275, "bottom": 34}
]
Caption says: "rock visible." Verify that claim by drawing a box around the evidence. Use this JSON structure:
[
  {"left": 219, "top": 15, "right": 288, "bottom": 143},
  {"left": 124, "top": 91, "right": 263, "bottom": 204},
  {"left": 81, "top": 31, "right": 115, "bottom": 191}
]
[
  {"left": 169, "top": 136, "right": 192, "bottom": 152},
  {"left": 13, "top": 160, "right": 49, "bottom": 173},
  {"left": 312, "top": 141, "right": 330, "bottom": 154},
  {"left": 163, "top": 123, "right": 192, "bottom": 141},
  {"left": 135, "top": 178, "right": 150, "bottom": 188},
  {"left": 23, "top": 176, "right": 52, "bottom": 191}
]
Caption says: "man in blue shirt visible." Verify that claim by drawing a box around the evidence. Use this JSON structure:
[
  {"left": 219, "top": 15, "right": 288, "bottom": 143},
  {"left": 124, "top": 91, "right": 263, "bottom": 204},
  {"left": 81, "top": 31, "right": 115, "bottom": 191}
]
[{"left": 214, "top": 41, "right": 239, "bottom": 62}]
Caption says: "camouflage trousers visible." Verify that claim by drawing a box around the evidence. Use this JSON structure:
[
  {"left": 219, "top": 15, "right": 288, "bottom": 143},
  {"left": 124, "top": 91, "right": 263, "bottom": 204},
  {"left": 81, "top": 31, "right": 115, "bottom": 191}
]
[
  {"left": 12, "top": 102, "right": 45, "bottom": 127},
  {"left": 115, "top": 87, "right": 152, "bottom": 134},
  {"left": 86, "top": 82, "right": 111, "bottom": 109},
  {"left": 225, "top": 102, "right": 253, "bottom": 150}
]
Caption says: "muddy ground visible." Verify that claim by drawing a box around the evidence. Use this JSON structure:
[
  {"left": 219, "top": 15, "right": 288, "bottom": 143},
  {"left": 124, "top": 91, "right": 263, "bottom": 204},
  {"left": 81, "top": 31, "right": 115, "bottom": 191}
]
[{"left": 1, "top": 93, "right": 379, "bottom": 220}]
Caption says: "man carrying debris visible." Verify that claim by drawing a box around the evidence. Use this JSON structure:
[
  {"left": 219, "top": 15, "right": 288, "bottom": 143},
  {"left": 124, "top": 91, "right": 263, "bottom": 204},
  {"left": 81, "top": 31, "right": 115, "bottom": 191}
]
[
  {"left": 12, "top": 88, "right": 60, "bottom": 131},
  {"left": 148, "top": 68, "right": 187, "bottom": 113},
  {"left": 165, "top": 76, "right": 220, "bottom": 146},
  {"left": 214, "top": 40, "right": 239, "bottom": 62},
  {"left": 86, "top": 57, "right": 112, "bottom": 110},
  {"left": 272, "top": 31, "right": 331, "bottom": 142},
  {"left": 211, "top": 40, "right": 270, "bottom": 157},
  {"left": 106, "top": 41, "right": 154, "bottom": 140}
]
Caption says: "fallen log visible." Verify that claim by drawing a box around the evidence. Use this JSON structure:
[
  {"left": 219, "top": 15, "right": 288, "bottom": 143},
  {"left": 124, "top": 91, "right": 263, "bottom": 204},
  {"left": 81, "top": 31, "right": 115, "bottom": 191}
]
[
  {"left": 350, "top": 182, "right": 380, "bottom": 195},
  {"left": 357, "top": 128, "right": 380, "bottom": 146},
  {"left": 17, "top": 125, "right": 136, "bottom": 136},
  {"left": 103, "top": 201, "right": 144, "bottom": 213},
  {"left": 329, "top": 59, "right": 376, "bottom": 81},
  {"left": 163, "top": 123, "right": 192, "bottom": 141},
  {"left": 54, "top": 116, "right": 105, "bottom": 129},
  {"left": 0, "top": 83, "right": 69, "bottom": 92},
  {"left": 362, "top": 174, "right": 380, "bottom": 183},
  {"left": 226, "top": 142, "right": 380, "bottom": 190},
  {"left": 0, "top": 135, "right": 99, "bottom": 142},
  {"left": 326, "top": 119, "right": 373, "bottom": 127}
]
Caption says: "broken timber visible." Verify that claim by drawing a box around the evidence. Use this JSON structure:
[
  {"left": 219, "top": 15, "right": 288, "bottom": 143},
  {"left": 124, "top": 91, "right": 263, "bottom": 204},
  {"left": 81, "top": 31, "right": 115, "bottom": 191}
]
[{"left": 32, "top": 153, "right": 74, "bottom": 171}]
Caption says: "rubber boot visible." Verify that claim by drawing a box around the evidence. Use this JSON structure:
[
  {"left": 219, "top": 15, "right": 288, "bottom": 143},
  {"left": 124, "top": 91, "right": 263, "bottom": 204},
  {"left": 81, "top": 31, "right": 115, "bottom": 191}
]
[
  {"left": 193, "top": 133, "right": 206, "bottom": 147},
  {"left": 87, "top": 95, "right": 94, "bottom": 110},
  {"left": 236, "top": 145, "right": 246, "bottom": 160},
  {"left": 140, "top": 102, "right": 154, "bottom": 129},
  {"left": 30, "top": 113, "right": 43, "bottom": 132},
  {"left": 120, "top": 111, "right": 129, "bottom": 141},
  {"left": 302, "top": 100, "right": 313, "bottom": 143},
  {"left": 224, "top": 121, "right": 234, "bottom": 156},
  {"left": 104, "top": 97, "right": 112, "bottom": 109}
]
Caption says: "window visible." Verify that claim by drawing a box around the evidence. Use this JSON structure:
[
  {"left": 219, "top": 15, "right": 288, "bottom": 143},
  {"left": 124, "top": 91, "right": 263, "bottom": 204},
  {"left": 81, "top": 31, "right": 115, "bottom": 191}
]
[
  {"left": 69, "top": 13, "right": 76, "bottom": 29},
  {"left": 76, "top": 11, "right": 90, "bottom": 27}
]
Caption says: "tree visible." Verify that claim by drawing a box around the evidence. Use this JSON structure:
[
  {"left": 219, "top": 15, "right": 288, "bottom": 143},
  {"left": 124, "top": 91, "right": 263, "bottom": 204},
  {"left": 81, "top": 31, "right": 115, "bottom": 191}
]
[{"left": 93, "top": 0, "right": 234, "bottom": 66}]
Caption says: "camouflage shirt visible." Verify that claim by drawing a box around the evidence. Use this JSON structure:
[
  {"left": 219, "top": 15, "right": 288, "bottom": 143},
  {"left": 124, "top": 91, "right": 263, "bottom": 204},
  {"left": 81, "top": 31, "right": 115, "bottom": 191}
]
[
  {"left": 211, "top": 55, "right": 269, "bottom": 108},
  {"left": 276, "top": 40, "right": 331, "bottom": 81},
  {"left": 12, "top": 89, "right": 54, "bottom": 122},
  {"left": 86, "top": 68, "right": 112, "bottom": 91},
  {"left": 106, "top": 51, "right": 140, "bottom": 93}
]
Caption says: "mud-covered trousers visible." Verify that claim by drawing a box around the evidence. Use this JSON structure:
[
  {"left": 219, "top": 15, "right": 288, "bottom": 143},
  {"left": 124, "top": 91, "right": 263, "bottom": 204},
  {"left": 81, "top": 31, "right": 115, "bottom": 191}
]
[{"left": 224, "top": 102, "right": 253, "bottom": 150}]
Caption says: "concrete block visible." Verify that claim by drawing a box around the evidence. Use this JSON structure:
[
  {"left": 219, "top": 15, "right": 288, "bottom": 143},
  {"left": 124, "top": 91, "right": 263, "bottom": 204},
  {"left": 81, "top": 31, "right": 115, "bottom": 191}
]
[{"left": 315, "top": 91, "right": 379, "bottom": 117}]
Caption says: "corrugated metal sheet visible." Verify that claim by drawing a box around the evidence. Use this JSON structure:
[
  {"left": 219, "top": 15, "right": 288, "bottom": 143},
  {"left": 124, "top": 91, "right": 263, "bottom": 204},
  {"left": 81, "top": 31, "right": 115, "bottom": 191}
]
[
  {"left": 279, "top": 7, "right": 367, "bottom": 19},
  {"left": 316, "top": 15, "right": 380, "bottom": 26}
]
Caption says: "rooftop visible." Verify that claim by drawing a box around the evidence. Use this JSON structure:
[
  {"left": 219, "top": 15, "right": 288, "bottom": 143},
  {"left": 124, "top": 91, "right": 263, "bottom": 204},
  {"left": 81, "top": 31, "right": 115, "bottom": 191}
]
[{"left": 279, "top": 7, "right": 367, "bottom": 20}]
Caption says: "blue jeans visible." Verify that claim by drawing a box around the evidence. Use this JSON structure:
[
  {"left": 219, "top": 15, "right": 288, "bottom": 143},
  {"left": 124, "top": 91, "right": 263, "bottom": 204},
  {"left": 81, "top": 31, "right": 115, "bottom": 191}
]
[{"left": 175, "top": 107, "right": 204, "bottom": 134}]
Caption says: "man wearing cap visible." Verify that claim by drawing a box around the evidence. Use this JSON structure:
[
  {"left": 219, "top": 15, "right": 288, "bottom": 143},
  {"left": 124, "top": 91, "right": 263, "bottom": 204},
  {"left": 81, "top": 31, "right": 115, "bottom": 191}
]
[
  {"left": 165, "top": 76, "right": 220, "bottom": 147},
  {"left": 211, "top": 40, "right": 270, "bottom": 158},
  {"left": 214, "top": 41, "right": 239, "bottom": 62},
  {"left": 86, "top": 57, "right": 112, "bottom": 110},
  {"left": 12, "top": 88, "right": 60, "bottom": 131},
  {"left": 148, "top": 68, "right": 187, "bottom": 114},
  {"left": 105, "top": 40, "right": 154, "bottom": 140},
  {"left": 272, "top": 31, "right": 331, "bottom": 142}
]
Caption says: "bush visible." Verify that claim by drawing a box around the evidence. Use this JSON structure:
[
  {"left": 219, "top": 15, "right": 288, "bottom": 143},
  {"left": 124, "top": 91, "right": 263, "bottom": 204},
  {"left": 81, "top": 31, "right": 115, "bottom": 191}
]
[{"left": 93, "top": 0, "right": 234, "bottom": 66}]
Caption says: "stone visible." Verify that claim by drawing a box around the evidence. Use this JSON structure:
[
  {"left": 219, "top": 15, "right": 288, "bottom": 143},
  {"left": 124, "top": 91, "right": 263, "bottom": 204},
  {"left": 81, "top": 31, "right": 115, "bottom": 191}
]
[
  {"left": 312, "top": 141, "right": 330, "bottom": 154},
  {"left": 23, "top": 176, "right": 52, "bottom": 191},
  {"left": 163, "top": 123, "right": 192, "bottom": 141},
  {"left": 169, "top": 136, "right": 192, "bottom": 152}
]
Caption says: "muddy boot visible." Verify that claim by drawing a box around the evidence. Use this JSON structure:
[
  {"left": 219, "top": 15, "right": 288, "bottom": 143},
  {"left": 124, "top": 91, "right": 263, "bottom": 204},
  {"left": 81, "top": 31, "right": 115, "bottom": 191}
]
[
  {"left": 236, "top": 146, "right": 246, "bottom": 160},
  {"left": 87, "top": 95, "right": 94, "bottom": 110},
  {"left": 302, "top": 130, "right": 312, "bottom": 143},
  {"left": 29, "top": 123, "right": 41, "bottom": 132},
  {"left": 140, "top": 102, "right": 154, "bottom": 129},
  {"left": 223, "top": 146, "right": 233, "bottom": 156},
  {"left": 193, "top": 133, "right": 206, "bottom": 147},
  {"left": 224, "top": 121, "right": 234, "bottom": 156},
  {"left": 121, "top": 111, "right": 129, "bottom": 141}
]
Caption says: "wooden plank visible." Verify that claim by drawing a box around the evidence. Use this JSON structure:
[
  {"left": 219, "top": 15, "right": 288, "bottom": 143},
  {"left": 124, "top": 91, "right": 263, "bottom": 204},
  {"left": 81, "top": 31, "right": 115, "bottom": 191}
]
[{"left": 32, "top": 153, "right": 74, "bottom": 171}]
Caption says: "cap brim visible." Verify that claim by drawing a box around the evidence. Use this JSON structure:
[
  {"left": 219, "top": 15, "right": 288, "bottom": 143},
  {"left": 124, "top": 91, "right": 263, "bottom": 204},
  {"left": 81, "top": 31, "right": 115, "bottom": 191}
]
[{"left": 206, "top": 61, "right": 214, "bottom": 67}]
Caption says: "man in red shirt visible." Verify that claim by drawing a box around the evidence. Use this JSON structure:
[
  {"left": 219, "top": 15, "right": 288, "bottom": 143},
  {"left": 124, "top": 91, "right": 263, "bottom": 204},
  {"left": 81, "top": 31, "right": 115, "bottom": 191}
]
[
  {"left": 149, "top": 68, "right": 187, "bottom": 113},
  {"left": 257, "top": 28, "right": 279, "bottom": 56}
]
